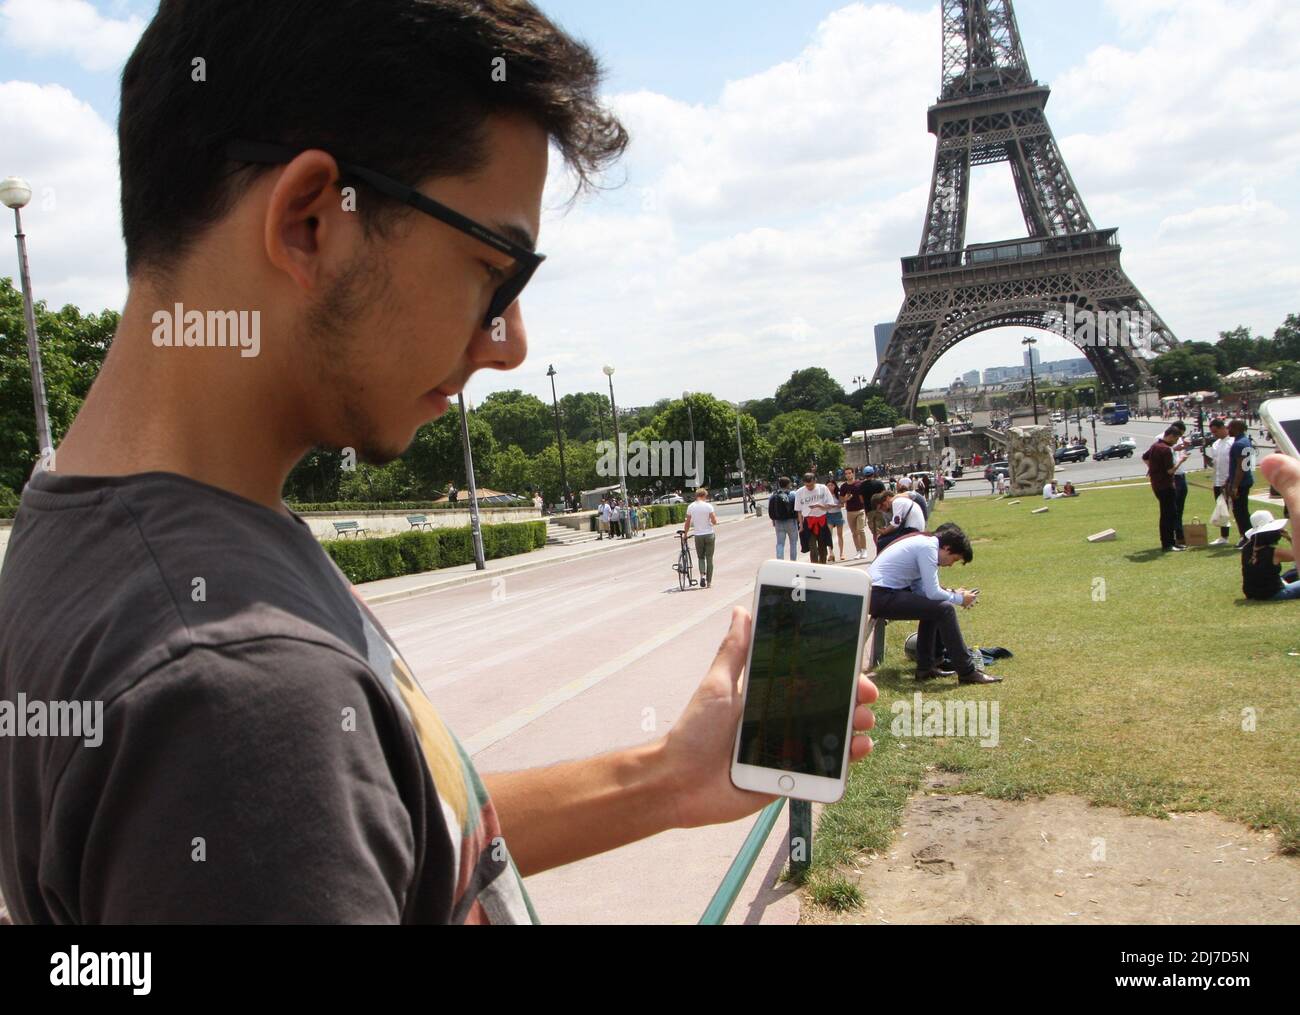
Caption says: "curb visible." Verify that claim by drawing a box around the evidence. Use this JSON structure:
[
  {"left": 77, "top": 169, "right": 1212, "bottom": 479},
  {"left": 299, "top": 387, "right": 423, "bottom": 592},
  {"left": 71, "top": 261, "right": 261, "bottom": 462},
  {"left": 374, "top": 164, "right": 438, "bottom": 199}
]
[{"left": 361, "top": 514, "right": 756, "bottom": 605}]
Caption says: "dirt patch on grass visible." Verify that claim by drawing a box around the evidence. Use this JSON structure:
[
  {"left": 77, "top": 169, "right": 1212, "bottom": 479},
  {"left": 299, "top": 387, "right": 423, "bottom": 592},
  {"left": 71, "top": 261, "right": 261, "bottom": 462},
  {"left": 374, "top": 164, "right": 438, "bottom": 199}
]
[{"left": 807, "top": 773, "right": 1300, "bottom": 925}]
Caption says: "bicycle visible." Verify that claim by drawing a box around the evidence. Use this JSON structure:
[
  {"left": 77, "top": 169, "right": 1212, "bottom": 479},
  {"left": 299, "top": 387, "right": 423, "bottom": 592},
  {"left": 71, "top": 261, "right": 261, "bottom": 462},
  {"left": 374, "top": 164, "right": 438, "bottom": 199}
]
[{"left": 673, "top": 530, "right": 698, "bottom": 591}]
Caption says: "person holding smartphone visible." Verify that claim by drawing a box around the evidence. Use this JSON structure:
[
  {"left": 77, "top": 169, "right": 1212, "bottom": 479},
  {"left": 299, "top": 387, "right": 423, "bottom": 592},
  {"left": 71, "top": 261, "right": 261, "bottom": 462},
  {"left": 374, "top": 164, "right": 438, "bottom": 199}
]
[{"left": 867, "top": 524, "right": 1000, "bottom": 684}]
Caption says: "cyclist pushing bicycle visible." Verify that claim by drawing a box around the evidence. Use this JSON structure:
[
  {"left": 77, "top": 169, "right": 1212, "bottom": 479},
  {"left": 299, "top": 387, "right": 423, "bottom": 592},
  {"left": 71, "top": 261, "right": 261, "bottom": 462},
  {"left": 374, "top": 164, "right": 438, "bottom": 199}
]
[{"left": 681, "top": 488, "right": 719, "bottom": 590}]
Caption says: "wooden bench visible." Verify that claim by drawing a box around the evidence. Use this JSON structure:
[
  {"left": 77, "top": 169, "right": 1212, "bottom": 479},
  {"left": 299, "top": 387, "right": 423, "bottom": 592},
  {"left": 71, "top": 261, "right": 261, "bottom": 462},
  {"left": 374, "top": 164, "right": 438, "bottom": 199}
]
[
  {"left": 407, "top": 515, "right": 435, "bottom": 531},
  {"left": 332, "top": 521, "right": 370, "bottom": 540}
]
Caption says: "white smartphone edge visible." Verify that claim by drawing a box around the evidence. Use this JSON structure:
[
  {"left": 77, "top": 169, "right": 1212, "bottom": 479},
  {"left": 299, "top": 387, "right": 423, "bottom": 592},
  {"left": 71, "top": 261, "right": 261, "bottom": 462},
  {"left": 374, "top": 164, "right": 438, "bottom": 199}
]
[
  {"left": 1260, "top": 398, "right": 1300, "bottom": 460},
  {"left": 730, "top": 560, "right": 872, "bottom": 805}
]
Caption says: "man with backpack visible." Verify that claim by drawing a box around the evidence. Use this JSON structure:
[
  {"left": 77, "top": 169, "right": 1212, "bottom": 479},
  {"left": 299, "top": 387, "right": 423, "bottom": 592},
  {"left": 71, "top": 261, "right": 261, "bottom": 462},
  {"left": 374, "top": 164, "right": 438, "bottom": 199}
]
[{"left": 769, "top": 476, "right": 800, "bottom": 560}]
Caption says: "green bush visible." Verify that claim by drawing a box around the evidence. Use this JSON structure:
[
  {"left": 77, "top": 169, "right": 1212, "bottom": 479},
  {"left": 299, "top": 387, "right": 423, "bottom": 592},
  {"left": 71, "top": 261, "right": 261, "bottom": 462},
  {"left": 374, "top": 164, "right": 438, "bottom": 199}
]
[
  {"left": 289, "top": 500, "right": 528, "bottom": 514},
  {"left": 324, "top": 520, "right": 547, "bottom": 584},
  {"left": 646, "top": 504, "right": 688, "bottom": 530}
]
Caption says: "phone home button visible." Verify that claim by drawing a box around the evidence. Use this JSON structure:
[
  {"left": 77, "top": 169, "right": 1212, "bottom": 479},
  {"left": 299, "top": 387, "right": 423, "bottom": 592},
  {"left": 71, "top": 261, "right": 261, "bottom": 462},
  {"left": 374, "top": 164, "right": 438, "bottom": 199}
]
[{"left": 778, "top": 775, "right": 796, "bottom": 793}]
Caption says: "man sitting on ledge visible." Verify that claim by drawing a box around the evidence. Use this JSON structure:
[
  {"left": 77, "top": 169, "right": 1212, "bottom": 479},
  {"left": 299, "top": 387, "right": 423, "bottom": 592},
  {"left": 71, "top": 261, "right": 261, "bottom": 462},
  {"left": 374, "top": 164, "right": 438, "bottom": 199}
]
[{"left": 868, "top": 523, "right": 1001, "bottom": 685}]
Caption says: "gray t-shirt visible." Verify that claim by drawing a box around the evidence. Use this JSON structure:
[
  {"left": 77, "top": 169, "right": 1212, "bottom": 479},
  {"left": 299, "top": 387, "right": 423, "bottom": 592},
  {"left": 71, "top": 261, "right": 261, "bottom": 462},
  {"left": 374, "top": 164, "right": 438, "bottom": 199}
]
[{"left": 0, "top": 471, "right": 535, "bottom": 924}]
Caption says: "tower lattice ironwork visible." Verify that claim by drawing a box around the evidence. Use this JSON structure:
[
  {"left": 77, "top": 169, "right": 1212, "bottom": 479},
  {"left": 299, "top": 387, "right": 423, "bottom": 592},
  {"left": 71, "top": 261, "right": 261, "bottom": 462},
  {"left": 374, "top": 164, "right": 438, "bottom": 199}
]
[{"left": 873, "top": 0, "right": 1178, "bottom": 415}]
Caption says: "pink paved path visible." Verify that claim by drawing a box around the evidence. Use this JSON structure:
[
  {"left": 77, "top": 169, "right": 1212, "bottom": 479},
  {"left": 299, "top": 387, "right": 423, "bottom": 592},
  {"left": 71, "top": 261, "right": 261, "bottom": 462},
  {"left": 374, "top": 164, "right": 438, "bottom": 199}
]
[{"left": 371, "top": 514, "right": 810, "bottom": 924}]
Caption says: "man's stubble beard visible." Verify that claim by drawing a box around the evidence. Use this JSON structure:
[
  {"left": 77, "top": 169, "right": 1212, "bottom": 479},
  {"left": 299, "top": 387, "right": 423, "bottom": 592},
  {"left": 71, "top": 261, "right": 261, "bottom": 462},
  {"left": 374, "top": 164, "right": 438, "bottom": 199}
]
[{"left": 301, "top": 248, "right": 408, "bottom": 466}]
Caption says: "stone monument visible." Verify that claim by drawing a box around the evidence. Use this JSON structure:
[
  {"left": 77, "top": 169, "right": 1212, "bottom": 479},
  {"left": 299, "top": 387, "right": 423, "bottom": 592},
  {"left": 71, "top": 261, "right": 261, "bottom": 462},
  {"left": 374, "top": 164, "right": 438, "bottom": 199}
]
[{"left": 1008, "top": 426, "right": 1055, "bottom": 497}]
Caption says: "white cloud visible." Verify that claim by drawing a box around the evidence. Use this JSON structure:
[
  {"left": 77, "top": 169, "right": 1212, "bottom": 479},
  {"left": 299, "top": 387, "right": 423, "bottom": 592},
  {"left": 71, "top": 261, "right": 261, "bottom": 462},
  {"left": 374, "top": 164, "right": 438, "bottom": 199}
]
[
  {"left": 0, "top": 0, "right": 145, "bottom": 72},
  {"left": 0, "top": 80, "right": 125, "bottom": 311},
  {"left": 2, "top": 0, "right": 1298, "bottom": 408}
]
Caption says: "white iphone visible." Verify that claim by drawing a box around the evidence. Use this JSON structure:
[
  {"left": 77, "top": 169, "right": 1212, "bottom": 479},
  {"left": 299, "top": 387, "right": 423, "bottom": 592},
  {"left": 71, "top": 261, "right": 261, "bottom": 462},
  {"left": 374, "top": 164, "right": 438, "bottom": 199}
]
[
  {"left": 1261, "top": 398, "right": 1300, "bottom": 460},
  {"left": 731, "top": 560, "right": 871, "bottom": 804}
]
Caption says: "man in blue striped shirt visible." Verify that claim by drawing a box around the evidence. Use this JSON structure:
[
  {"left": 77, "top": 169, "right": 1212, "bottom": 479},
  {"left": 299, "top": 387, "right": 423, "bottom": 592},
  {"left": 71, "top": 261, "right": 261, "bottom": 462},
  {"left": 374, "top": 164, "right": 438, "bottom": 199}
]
[{"left": 868, "top": 524, "right": 1001, "bottom": 684}]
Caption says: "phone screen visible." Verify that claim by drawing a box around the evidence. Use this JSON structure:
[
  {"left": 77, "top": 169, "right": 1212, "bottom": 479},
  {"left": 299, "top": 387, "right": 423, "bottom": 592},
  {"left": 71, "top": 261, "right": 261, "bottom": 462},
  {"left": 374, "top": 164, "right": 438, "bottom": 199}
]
[
  {"left": 1282, "top": 418, "right": 1300, "bottom": 453},
  {"left": 737, "top": 585, "right": 863, "bottom": 780}
]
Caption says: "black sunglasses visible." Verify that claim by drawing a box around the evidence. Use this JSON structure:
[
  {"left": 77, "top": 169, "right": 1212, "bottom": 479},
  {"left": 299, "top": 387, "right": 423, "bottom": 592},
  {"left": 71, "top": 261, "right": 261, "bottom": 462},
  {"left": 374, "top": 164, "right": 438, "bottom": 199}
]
[{"left": 225, "top": 140, "right": 545, "bottom": 329}]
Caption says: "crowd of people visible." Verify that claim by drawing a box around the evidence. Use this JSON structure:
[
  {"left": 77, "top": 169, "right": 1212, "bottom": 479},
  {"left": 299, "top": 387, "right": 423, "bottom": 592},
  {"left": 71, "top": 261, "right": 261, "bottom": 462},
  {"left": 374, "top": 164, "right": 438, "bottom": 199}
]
[
  {"left": 762, "top": 468, "right": 1000, "bottom": 685},
  {"left": 1143, "top": 418, "right": 1296, "bottom": 602}
]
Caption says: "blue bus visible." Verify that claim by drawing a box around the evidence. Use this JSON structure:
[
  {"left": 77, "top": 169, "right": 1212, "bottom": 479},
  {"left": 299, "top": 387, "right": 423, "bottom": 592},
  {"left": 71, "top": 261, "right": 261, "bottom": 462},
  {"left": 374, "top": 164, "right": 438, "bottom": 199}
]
[{"left": 1102, "top": 403, "right": 1131, "bottom": 425}]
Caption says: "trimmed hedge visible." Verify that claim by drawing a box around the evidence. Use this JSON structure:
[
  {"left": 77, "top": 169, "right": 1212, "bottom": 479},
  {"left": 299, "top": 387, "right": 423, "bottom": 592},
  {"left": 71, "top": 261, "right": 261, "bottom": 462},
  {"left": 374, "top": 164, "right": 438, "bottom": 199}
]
[
  {"left": 291, "top": 500, "right": 528, "bottom": 514},
  {"left": 324, "top": 520, "right": 547, "bottom": 584},
  {"left": 646, "top": 504, "right": 689, "bottom": 529}
]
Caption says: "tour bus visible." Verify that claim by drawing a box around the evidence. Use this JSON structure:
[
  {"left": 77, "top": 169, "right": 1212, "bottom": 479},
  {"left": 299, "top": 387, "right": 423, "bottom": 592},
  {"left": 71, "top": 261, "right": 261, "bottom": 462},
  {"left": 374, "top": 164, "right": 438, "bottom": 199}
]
[{"left": 1102, "top": 402, "right": 1131, "bottom": 425}]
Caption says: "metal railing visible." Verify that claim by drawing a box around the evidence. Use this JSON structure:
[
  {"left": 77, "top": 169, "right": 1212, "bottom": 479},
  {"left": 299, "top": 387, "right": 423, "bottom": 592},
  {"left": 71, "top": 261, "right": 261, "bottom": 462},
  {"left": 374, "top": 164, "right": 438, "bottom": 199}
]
[{"left": 698, "top": 799, "right": 813, "bottom": 926}]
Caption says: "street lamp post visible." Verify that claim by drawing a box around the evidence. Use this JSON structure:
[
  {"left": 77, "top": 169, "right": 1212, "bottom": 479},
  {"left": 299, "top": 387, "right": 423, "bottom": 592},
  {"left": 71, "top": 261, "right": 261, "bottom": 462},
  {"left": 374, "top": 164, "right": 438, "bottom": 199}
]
[
  {"left": 853, "top": 374, "right": 871, "bottom": 468},
  {"left": 735, "top": 410, "right": 750, "bottom": 513},
  {"left": 1, "top": 176, "right": 54, "bottom": 465},
  {"left": 683, "top": 391, "right": 697, "bottom": 490},
  {"left": 1022, "top": 336, "right": 1040, "bottom": 426},
  {"left": 604, "top": 366, "right": 630, "bottom": 537},
  {"left": 546, "top": 365, "right": 570, "bottom": 512},
  {"left": 456, "top": 394, "right": 487, "bottom": 571}
]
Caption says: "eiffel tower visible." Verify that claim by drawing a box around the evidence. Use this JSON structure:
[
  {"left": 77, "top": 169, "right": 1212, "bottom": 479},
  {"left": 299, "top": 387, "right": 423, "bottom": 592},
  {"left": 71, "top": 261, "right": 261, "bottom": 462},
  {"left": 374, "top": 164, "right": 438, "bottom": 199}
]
[{"left": 873, "top": 0, "right": 1178, "bottom": 415}]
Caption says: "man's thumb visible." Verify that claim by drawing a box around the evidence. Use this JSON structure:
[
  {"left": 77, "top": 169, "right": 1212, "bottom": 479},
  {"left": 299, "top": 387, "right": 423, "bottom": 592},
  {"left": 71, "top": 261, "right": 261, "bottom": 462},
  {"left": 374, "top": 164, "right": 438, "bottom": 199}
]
[
  {"left": 712, "top": 607, "right": 752, "bottom": 683},
  {"left": 1261, "top": 454, "right": 1300, "bottom": 500}
]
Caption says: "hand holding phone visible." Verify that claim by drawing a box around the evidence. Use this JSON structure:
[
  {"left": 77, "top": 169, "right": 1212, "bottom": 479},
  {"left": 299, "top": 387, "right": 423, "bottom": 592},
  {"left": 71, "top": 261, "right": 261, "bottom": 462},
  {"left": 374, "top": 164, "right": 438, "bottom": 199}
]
[{"left": 731, "top": 561, "right": 872, "bottom": 804}]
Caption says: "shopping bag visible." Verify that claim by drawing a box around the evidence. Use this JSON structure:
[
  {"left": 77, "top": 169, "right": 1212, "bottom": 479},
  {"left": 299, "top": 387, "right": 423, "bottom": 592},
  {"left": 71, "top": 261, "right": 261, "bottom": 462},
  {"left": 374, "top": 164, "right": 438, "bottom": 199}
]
[
  {"left": 1209, "top": 496, "right": 1233, "bottom": 529},
  {"left": 1183, "top": 518, "right": 1208, "bottom": 547}
]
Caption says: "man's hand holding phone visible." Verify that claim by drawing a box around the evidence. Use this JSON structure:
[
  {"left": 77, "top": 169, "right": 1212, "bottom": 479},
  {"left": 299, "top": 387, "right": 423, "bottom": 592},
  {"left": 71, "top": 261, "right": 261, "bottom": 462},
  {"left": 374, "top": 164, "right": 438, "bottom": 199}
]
[
  {"left": 661, "top": 607, "right": 879, "bottom": 828},
  {"left": 960, "top": 589, "right": 979, "bottom": 609}
]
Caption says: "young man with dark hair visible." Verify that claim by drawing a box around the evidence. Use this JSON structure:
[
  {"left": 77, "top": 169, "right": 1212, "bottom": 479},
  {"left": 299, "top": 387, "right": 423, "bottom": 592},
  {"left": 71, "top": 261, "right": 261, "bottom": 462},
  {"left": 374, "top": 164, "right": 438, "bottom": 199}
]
[
  {"left": 867, "top": 523, "right": 999, "bottom": 685},
  {"left": 1207, "top": 418, "right": 1233, "bottom": 545},
  {"left": 768, "top": 476, "right": 800, "bottom": 561},
  {"left": 1144, "top": 426, "right": 1186, "bottom": 552},
  {"left": 0, "top": 0, "right": 878, "bottom": 925},
  {"left": 794, "top": 472, "right": 837, "bottom": 565},
  {"left": 1226, "top": 419, "right": 1257, "bottom": 549}
]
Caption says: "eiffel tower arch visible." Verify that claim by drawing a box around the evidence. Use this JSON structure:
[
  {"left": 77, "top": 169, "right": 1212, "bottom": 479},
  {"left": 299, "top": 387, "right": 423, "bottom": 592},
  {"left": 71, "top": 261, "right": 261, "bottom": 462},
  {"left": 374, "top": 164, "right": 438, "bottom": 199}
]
[{"left": 873, "top": 0, "right": 1179, "bottom": 415}]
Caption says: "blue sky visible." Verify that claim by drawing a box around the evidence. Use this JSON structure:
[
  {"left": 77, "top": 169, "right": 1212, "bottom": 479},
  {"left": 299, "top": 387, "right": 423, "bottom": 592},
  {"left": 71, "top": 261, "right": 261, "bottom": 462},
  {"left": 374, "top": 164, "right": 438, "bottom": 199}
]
[{"left": 3, "top": 0, "right": 1298, "bottom": 407}]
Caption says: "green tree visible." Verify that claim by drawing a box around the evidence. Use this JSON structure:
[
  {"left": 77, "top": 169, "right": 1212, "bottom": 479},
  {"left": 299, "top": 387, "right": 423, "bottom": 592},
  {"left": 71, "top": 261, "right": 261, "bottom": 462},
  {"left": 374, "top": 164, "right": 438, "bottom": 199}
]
[
  {"left": 557, "top": 391, "right": 613, "bottom": 443},
  {"left": 1271, "top": 314, "right": 1300, "bottom": 363},
  {"left": 338, "top": 460, "right": 418, "bottom": 502},
  {"left": 742, "top": 397, "right": 780, "bottom": 426},
  {"left": 477, "top": 390, "right": 554, "bottom": 456},
  {"left": 860, "top": 397, "right": 902, "bottom": 430},
  {"left": 1, "top": 277, "right": 115, "bottom": 495},
  {"left": 1152, "top": 349, "right": 1221, "bottom": 396},
  {"left": 405, "top": 407, "right": 498, "bottom": 495},
  {"left": 774, "top": 368, "right": 847, "bottom": 415},
  {"left": 767, "top": 414, "right": 843, "bottom": 477},
  {"left": 490, "top": 444, "right": 534, "bottom": 495}
]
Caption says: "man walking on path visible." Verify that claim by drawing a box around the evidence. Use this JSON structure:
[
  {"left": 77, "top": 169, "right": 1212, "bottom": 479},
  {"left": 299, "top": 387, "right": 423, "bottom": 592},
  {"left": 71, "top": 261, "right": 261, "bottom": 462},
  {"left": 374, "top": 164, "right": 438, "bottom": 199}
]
[
  {"left": 768, "top": 477, "right": 801, "bottom": 561},
  {"left": 868, "top": 525, "right": 1000, "bottom": 685},
  {"left": 682, "top": 488, "right": 719, "bottom": 588},
  {"left": 1144, "top": 427, "right": 1185, "bottom": 553},
  {"left": 794, "top": 473, "right": 837, "bottom": 565},
  {"left": 1207, "top": 418, "right": 1233, "bottom": 546},
  {"left": 1227, "top": 420, "right": 1257, "bottom": 549}
]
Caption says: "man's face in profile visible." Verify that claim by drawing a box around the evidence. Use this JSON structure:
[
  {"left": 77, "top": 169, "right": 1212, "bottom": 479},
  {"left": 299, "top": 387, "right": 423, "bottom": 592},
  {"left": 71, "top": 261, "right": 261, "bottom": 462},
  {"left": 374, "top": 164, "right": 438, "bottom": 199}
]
[{"left": 296, "top": 116, "right": 548, "bottom": 465}]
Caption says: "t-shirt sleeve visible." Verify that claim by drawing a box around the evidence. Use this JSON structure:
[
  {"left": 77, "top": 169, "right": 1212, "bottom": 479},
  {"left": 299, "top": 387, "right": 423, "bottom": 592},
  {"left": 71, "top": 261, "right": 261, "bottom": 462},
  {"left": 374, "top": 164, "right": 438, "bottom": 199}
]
[{"left": 43, "top": 638, "right": 427, "bottom": 924}]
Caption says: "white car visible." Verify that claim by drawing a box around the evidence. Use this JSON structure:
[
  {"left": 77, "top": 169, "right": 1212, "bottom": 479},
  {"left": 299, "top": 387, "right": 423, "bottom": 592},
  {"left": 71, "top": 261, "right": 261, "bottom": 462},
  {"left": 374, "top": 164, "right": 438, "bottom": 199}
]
[
  {"left": 653, "top": 494, "right": 685, "bottom": 505},
  {"left": 1118, "top": 436, "right": 1138, "bottom": 449}
]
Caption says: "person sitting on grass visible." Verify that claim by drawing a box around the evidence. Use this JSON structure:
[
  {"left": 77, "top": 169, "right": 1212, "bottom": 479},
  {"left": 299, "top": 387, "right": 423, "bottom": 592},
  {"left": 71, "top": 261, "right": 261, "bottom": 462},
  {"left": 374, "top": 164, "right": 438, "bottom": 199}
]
[{"left": 1241, "top": 511, "right": 1299, "bottom": 602}]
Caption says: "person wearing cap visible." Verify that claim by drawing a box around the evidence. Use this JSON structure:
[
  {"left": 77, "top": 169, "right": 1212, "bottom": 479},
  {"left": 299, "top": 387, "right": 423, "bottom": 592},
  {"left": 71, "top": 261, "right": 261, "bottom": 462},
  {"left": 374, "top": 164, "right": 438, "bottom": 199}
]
[{"left": 1241, "top": 511, "right": 1297, "bottom": 601}]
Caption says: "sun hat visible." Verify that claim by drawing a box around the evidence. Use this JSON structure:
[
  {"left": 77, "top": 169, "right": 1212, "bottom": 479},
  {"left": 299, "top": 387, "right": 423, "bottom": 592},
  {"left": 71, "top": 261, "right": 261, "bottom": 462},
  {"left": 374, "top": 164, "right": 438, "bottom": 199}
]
[{"left": 1246, "top": 510, "right": 1288, "bottom": 539}]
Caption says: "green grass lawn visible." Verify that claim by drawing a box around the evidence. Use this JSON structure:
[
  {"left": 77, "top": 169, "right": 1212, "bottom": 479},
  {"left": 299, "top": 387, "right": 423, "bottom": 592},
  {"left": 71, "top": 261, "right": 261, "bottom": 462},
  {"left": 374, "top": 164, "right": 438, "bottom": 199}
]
[{"left": 804, "top": 477, "right": 1298, "bottom": 911}]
